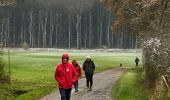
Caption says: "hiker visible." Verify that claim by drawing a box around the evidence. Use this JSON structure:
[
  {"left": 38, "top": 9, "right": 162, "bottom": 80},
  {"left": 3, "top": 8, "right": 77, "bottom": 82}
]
[
  {"left": 54, "top": 54, "right": 77, "bottom": 100},
  {"left": 72, "top": 60, "right": 81, "bottom": 92},
  {"left": 135, "top": 57, "right": 140, "bottom": 66},
  {"left": 83, "top": 55, "right": 95, "bottom": 91}
]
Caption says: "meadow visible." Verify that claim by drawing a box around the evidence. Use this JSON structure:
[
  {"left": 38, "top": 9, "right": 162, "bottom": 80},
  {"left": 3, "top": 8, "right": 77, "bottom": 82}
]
[{"left": 0, "top": 49, "right": 142, "bottom": 100}]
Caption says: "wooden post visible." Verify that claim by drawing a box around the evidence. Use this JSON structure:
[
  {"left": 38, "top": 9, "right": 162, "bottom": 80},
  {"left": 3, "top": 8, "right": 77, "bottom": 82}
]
[{"left": 8, "top": 49, "right": 11, "bottom": 82}]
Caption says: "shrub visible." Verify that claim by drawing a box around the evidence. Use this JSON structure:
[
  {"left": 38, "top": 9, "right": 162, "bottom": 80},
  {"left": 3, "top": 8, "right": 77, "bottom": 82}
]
[{"left": 21, "top": 42, "right": 30, "bottom": 50}]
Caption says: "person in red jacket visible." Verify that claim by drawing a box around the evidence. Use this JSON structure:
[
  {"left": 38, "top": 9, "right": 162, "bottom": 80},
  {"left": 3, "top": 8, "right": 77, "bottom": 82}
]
[
  {"left": 54, "top": 54, "right": 77, "bottom": 100},
  {"left": 72, "top": 60, "right": 81, "bottom": 92}
]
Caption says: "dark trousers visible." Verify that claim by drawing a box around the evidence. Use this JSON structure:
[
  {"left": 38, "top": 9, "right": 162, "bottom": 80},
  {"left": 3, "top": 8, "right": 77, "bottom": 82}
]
[
  {"left": 74, "top": 80, "right": 79, "bottom": 91},
  {"left": 85, "top": 74, "right": 93, "bottom": 88},
  {"left": 59, "top": 88, "right": 72, "bottom": 100},
  {"left": 135, "top": 62, "right": 139, "bottom": 66}
]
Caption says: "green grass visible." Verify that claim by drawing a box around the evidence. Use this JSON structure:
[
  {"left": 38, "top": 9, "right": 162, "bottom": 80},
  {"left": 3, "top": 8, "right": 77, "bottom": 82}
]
[
  {"left": 112, "top": 67, "right": 148, "bottom": 100},
  {"left": 1, "top": 50, "right": 142, "bottom": 100}
]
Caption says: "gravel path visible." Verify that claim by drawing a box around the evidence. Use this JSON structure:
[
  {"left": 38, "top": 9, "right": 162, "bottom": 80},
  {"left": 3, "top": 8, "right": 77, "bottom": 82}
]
[{"left": 40, "top": 68, "right": 127, "bottom": 100}]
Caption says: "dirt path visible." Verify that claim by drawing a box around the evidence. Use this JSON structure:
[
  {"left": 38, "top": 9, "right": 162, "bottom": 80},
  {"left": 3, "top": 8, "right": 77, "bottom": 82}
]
[{"left": 40, "top": 68, "right": 127, "bottom": 100}]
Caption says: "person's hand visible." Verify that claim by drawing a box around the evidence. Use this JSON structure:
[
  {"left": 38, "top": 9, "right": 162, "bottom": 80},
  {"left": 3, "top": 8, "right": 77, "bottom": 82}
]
[{"left": 56, "top": 82, "right": 59, "bottom": 87}]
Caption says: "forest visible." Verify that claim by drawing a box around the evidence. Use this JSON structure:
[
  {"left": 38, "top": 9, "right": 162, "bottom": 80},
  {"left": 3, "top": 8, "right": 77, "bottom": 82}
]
[{"left": 0, "top": 0, "right": 138, "bottom": 49}]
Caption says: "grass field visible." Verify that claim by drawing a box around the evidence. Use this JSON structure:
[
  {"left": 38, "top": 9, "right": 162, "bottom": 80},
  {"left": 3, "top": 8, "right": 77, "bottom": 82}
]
[
  {"left": 0, "top": 50, "right": 142, "bottom": 100},
  {"left": 112, "top": 67, "right": 149, "bottom": 100}
]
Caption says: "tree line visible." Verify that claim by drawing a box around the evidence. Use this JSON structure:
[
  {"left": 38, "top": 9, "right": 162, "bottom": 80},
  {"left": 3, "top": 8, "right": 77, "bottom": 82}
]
[{"left": 0, "top": 0, "right": 138, "bottom": 49}]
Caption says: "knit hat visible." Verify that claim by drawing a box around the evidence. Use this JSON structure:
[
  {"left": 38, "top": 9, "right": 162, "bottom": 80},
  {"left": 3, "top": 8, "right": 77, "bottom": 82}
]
[
  {"left": 72, "top": 59, "right": 77, "bottom": 63},
  {"left": 86, "top": 55, "right": 91, "bottom": 59}
]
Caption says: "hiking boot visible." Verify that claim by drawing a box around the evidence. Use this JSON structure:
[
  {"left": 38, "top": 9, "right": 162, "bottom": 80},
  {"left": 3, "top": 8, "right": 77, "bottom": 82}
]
[
  {"left": 88, "top": 87, "right": 92, "bottom": 91},
  {"left": 89, "top": 87, "right": 92, "bottom": 91}
]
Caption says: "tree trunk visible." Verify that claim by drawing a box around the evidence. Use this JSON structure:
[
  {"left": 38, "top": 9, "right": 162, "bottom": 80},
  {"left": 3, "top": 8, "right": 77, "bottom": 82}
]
[
  {"left": 29, "top": 10, "right": 33, "bottom": 47},
  {"left": 68, "top": 15, "right": 71, "bottom": 49},
  {"left": 55, "top": 12, "right": 59, "bottom": 47},
  {"left": 107, "top": 14, "right": 111, "bottom": 47},
  {"left": 38, "top": 10, "right": 41, "bottom": 47},
  {"left": 84, "top": 17, "right": 87, "bottom": 48},
  {"left": 41, "top": 10, "right": 48, "bottom": 48},
  {"left": 99, "top": 10, "right": 104, "bottom": 47},
  {"left": 21, "top": 13, "right": 24, "bottom": 45},
  {"left": 111, "top": 34, "right": 113, "bottom": 47},
  {"left": 49, "top": 11, "right": 54, "bottom": 47},
  {"left": 79, "top": 15, "right": 82, "bottom": 49},
  {"left": 89, "top": 12, "right": 92, "bottom": 48},
  {"left": 135, "top": 33, "right": 138, "bottom": 49},
  {"left": 7, "top": 17, "right": 10, "bottom": 47},
  {"left": 4, "top": 18, "right": 8, "bottom": 48},
  {"left": 76, "top": 14, "right": 79, "bottom": 49},
  {"left": 120, "top": 26, "right": 124, "bottom": 48},
  {"left": 1, "top": 18, "right": 4, "bottom": 46},
  {"left": 44, "top": 11, "right": 47, "bottom": 48}
]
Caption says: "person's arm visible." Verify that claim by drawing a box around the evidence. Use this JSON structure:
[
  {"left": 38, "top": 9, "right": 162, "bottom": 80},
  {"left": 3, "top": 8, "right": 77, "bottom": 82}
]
[
  {"left": 54, "top": 65, "right": 60, "bottom": 82},
  {"left": 83, "top": 62, "right": 86, "bottom": 71},
  {"left": 78, "top": 65, "right": 82, "bottom": 77},
  {"left": 72, "top": 65, "right": 78, "bottom": 84},
  {"left": 92, "top": 61, "right": 95, "bottom": 72}
]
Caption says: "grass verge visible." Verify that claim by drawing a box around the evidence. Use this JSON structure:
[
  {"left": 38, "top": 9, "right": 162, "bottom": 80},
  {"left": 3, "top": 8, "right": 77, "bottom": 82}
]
[{"left": 112, "top": 67, "right": 148, "bottom": 100}]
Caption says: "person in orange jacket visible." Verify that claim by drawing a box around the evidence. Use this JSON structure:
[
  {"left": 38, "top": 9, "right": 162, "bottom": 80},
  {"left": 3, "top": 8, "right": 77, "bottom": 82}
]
[
  {"left": 72, "top": 59, "right": 81, "bottom": 92},
  {"left": 54, "top": 54, "right": 77, "bottom": 100}
]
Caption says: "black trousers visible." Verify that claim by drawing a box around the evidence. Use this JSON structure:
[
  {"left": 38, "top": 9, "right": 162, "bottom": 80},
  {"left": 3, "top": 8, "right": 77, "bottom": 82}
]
[
  {"left": 59, "top": 88, "right": 72, "bottom": 100},
  {"left": 85, "top": 74, "right": 93, "bottom": 88},
  {"left": 74, "top": 80, "right": 79, "bottom": 91}
]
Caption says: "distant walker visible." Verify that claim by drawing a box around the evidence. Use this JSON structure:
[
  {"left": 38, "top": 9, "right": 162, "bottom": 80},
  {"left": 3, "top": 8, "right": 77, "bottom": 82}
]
[
  {"left": 135, "top": 57, "right": 140, "bottom": 66},
  {"left": 83, "top": 55, "right": 95, "bottom": 91}
]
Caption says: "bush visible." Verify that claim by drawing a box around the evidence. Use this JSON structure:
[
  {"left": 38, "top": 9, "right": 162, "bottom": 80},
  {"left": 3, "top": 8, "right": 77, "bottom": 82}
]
[
  {"left": 21, "top": 42, "right": 30, "bottom": 50},
  {"left": 143, "top": 37, "right": 170, "bottom": 99},
  {"left": 101, "top": 45, "right": 107, "bottom": 49}
]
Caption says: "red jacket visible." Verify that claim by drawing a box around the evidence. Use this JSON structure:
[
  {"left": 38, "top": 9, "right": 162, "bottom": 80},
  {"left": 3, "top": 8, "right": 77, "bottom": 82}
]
[
  {"left": 72, "top": 60, "right": 81, "bottom": 78},
  {"left": 74, "top": 65, "right": 81, "bottom": 77},
  {"left": 54, "top": 54, "right": 77, "bottom": 89}
]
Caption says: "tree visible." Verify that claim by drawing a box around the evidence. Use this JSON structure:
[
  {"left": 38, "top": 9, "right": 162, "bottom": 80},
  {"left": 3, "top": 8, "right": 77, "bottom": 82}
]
[
  {"left": 102, "top": 0, "right": 170, "bottom": 99},
  {"left": 0, "top": 0, "right": 15, "bottom": 83}
]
